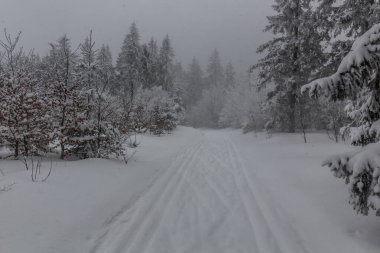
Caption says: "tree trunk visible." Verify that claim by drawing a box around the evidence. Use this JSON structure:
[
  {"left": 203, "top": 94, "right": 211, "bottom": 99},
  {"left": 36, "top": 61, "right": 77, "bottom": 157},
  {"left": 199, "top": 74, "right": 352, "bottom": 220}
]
[
  {"left": 288, "top": 0, "right": 300, "bottom": 134},
  {"left": 288, "top": 90, "right": 297, "bottom": 133},
  {"left": 23, "top": 137, "right": 29, "bottom": 156},
  {"left": 60, "top": 142, "right": 65, "bottom": 159},
  {"left": 14, "top": 141, "right": 19, "bottom": 158}
]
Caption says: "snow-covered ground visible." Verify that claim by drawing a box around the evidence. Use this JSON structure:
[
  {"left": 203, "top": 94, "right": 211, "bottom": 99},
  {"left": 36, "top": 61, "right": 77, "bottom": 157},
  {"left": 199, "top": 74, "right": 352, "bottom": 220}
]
[{"left": 1, "top": 127, "right": 380, "bottom": 253}]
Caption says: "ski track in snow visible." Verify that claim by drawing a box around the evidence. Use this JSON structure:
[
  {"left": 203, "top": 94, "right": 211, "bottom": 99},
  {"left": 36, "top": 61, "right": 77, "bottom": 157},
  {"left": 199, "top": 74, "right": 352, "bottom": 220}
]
[{"left": 89, "top": 131, "right": 308, "bottom": 253}]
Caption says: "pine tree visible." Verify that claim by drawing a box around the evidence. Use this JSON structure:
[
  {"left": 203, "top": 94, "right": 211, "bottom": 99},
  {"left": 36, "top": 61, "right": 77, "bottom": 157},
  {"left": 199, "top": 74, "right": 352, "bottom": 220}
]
[
  {"left": 158, "top": 35, "right": 174, "bottom": 91},
  {"left": 90, "top": 44, "right": 126, "bottom": 158},
  {"left": 116, "top": 22, "right": 142, "bottom": 110},
  {"left": 219, "top": 75, "right": 259, "bottom": 129},
  {"left": 183, "top": 58, "right": 204, "bottom": 108},
  {"left": 206, "top": 49, "right": 224, "bottom": 88},
  {"left": 254, "top": 0, "right": 324, "bottom": 133},
  {"left": 302, "top": 24, "right": 380, "bottom": 215},
  {"left": 43, "top": 35, "right": 89, "bottom": 159},
  {"left": 224, "top": 62, "right": 236, "bottom": 88},
  {"left": 0, "top": 31, "right": 49, "bottom": 157},
  {"left": 143, "top": 37, "right": 160, "bottom": 89},
  {"left": 140, "top": 44, "right": 152, "bottom": 89},
  {"left": 186, "top": 50, "right": 226, "bottom": 128},
  {"left": 78, "top": 31, "right": 97, "bottom": 119}
]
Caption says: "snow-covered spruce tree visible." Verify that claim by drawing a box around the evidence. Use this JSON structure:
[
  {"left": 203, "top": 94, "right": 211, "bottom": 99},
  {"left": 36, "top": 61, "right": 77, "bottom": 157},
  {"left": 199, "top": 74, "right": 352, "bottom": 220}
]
[
  {"left": 157, "top": 35, "right": 174, "bottom": 91},
  {"left": 41, "top": 35, "right": 89, "bottom": 159},
  {"left": 325, "top": 0, "right": 380, "bottom": 38},
  {"left": 187, "top": 86, "right": 225, "bottom": 128},
  {"left": 0, "top": 31, "right": 49, "bottom": 157},
  {"left": 132, "top": 86, "right": 183, "bottom": 135},
  {"left": 218, "top": 62, "right": 239, "bottom": 128},
  {"left": 302, "top": 24, "right": 380, "bottom": 215},
  {"left": 78, "top": 31, "right": 97, "bottom": 112},
  {"left": 254, "top": 0, "right": 325, "bottom": 134},
  {"left": 76, "top": 38, "right": 126, "bottom": 159},
  {"left": 70, "top": 31, "right": 99, "bottom": 158},
  {"left": 94, "top": 45, "right": 126, "bottom": 157},
  {"left": 187, "top": 49, "right": 226, "bottom": 128},
  {"left": 183, "top": 58, "right": 204, "bottom": 108},
  {"left": 224, "top": 62, "right": 235, "bottom": 89},
  {"left": 150, "top": 105, "right": 165, "bottom": 136},
  {"left": 131, "top": 87, "right": 157, "bottom": 133},
  {"left": 140, "top": 44, "right": 154, "bottom": 90},
  {"left": 316, "top": 1, "right": 380, "bottom": 137},
  {"left": 206, "top": 49, "right": 224, "bottom": 89},
  {"left": 219, "top": 72, "right": 264, "bottom": 130},
  {"left": 115, "top": 22, "right": 143, "bottom": 124},
  {"left": 171, "top": 62, "right": 186, "bottom": 99},
  {"left": 142, "top": 37, "right": 160, "bottom": 89}
]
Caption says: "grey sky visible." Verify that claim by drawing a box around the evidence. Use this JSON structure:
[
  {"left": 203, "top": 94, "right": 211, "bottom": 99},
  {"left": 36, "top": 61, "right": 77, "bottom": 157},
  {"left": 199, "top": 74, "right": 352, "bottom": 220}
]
[{"left": 0, "top": 0, "right": 273, "bottom": 72}]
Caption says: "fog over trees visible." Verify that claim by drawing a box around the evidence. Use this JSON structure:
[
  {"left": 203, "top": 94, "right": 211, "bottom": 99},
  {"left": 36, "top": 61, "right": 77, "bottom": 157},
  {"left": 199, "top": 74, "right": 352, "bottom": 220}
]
[{"left": 3, "top": 1, "right": 380, "bottom": 253}]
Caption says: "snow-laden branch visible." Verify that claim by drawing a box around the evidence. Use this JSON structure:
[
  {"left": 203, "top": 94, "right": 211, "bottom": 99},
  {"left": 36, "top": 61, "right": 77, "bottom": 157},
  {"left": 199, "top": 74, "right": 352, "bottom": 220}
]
[
  {"left": 322, "top": 141, "right": 380, "bottom": 215},
  {"left": 302, "top": 23, "right": 380, "bottom": 99}
]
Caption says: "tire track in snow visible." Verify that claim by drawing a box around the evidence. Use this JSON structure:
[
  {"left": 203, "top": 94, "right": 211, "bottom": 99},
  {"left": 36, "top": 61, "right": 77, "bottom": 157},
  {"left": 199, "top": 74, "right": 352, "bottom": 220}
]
[
  {"left": 132, "top": 143, "right": 204, "bottom": 253},
  {"left": 90, "top": 131, "right": 309, "bottom": 253},
  {"left": 89, "top": 139, "right": 203, "bottom": 253},
  {"left": 226, "top": 138, "right": 309, "bottom": 253}
]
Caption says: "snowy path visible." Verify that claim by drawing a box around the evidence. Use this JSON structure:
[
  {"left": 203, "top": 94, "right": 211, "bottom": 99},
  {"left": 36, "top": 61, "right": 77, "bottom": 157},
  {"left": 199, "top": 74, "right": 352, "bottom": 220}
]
[
  {"left": 3, "top": 128, "right": 380, "bottom": 252},
  {"left": 89, "top": 131, "right": 307, "bottom": 253}
]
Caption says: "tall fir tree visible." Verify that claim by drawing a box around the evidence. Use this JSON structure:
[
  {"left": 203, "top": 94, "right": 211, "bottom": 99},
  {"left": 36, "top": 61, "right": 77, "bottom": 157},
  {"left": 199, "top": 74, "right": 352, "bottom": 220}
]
[
  {"left": 158, "top": 35, "right": 174, "bottom": 91},
  {"left": 43, "top": 35, "right": 88, "bottom": 159},
  {"left": 224, "top": 62, "right": 236, "bottom": 89},
  {"left": 144, "top": 37, "right": 160, "bottom": 88},
  {"left": 303, "top": 23, "right": 380, "bottom": 216},
  {"left": 206, "top": 49, "right": 224, "bottom": 88},
  {"left": 254, "top": 0, "right": 324, "bottom": 133},
  {"left": 0, "top": 32, "right": 49, "bottom": 157},
  {"left": 116, "top": 22, "right": 142, "bottom": 110},
  {"left": 184, "top": 58, "right": 204, "bottom": 108},
  {"left": 79, "top": 31, "right": 98, "bottom": 120}
]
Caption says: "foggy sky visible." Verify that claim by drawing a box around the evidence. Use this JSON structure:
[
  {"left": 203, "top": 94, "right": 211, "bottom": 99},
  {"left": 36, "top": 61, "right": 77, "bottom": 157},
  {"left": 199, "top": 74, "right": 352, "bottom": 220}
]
[{"left": 0, "top": 0, "right": 273, "bottom": 73}]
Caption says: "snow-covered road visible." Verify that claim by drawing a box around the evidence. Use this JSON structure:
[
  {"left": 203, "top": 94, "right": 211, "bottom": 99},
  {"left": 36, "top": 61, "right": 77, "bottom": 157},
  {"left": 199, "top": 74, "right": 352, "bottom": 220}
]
[
  {"left": 90, "top": 131, "right": 307, "bottom": 253},
  {"left": 2, "top": 128, "right": 380, "bottom": 253}
]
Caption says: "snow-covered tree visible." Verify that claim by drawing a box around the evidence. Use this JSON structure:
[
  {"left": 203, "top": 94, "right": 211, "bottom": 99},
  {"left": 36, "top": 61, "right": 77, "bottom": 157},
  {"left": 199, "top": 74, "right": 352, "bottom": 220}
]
[
  {"left": 254, "top": 0, "right": 325, "bottom": 133},
  {"left": 302, "top": 24, "right": 380, "bottom": 215},
  {"left": 183, "top": 58, "right": 204, "bottom": 108},
  {"left": 206, "top": 49, "right": 224, "bottom": 88},
  {"left": 145, "top": 37, "right": 160, "bottom": 88},
  {"left": 185, "top": 50, "right": 229, "bottom": 128},
  {"left": 326, "top": 0, "right": 380, "bottom": 38},
  {"left": 78, "top": 31, "right": 97, "bottom": 119},
  {"left": 187, "top": 86, "right": 224, "bottom": 128},
  {"left": 0, "top": 31, "right": 48, "bottom": 157},
  {"left": 115, "top": 23, "right": 142, "bottom": 111},
  {"left": 219, "top": 75, "right": 261, "bottom": 129},
  {"left": 131, "top": 86, "right": 183, "bottom": 134},
  {"left": 42, "top": 35, "right": 89, "bottom": 159},
  {"left": 77, "top": 43, "right": 126, "bottom": 159},
  {"left": 158, "top": 35, "right": 175, "bottom": 91},
  {"left": 224, "top": 62, "right": 235, "bottom": 88}
]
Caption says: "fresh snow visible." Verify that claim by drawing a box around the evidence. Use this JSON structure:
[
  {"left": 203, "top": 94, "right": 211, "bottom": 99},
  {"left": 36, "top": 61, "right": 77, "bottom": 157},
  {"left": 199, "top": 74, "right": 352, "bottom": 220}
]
[{"left": 1, "top": 127, "right": 380, "bottom": 252}]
